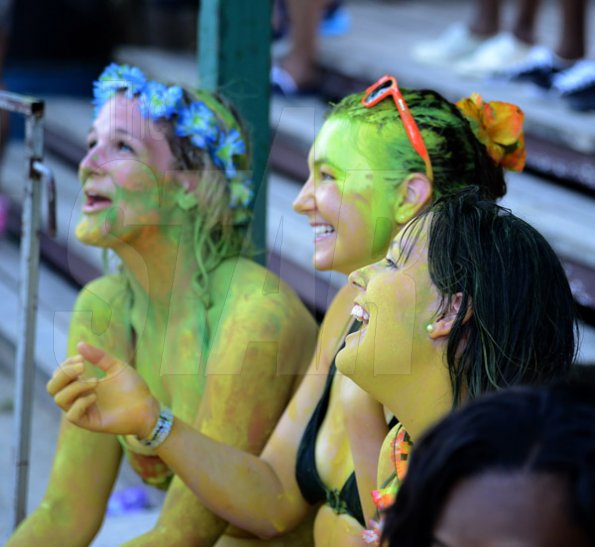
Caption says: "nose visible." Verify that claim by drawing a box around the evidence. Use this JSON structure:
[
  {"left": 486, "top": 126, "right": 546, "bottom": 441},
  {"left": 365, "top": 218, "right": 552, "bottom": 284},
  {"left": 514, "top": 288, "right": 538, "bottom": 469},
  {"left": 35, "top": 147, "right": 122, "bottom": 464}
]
[
  {"left": 292, "top": 174, "right": 315, "bottom": 214},
  {"left": 348, "top": 260, "right": 382, "bottom": 292},
  {"left": 78, "top": 145, "right": 104, "bottom": 182},
  {"left": 349, "top": 265, "right": 369, "bottom": 292}
]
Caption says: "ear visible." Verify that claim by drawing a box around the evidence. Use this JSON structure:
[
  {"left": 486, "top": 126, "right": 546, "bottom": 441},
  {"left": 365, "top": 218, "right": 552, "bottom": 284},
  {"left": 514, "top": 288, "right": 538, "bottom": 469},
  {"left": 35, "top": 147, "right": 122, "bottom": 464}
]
[
  {"left": 394, "top": 173, "right": 433, "bottom": 225},
  {"left": 427, "top": 293, "right": 473, "bottom": 340}
]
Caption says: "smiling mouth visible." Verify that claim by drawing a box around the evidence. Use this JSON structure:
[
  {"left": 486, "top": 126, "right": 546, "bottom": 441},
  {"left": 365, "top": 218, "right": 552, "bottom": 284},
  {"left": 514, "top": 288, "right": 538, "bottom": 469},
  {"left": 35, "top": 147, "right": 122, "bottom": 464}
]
[
  {"left": 83, "top": 191, "right": 112, "bottom": 212},
  {"left": 351, "top": 303, "right": 370, "bottom": 326},
  {"left": 313, "top": 224, "right": 335, "bottom": 240}
]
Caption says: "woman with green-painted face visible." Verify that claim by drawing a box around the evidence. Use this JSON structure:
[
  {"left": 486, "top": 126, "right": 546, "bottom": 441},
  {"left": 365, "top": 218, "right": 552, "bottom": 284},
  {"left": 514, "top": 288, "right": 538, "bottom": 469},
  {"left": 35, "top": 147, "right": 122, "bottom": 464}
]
[
  {"left": 44, "top": 76, "right": 525, "bottom": 546},
  {"left": 7, "top": 64, "right": 318, "bottom": 547}
]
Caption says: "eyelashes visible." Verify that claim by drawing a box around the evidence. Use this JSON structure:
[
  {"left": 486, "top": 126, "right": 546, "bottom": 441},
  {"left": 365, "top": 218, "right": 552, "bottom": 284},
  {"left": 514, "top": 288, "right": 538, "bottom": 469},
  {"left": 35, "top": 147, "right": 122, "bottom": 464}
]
[
  {"left": 85, "top": 139, "right": 136, "bottom": 155},
  {"left": 384, "top": 257, "right": 398, "bottom": 269},
  {"left": 116, "top": 140, "right": 135, "bottom": 154}
]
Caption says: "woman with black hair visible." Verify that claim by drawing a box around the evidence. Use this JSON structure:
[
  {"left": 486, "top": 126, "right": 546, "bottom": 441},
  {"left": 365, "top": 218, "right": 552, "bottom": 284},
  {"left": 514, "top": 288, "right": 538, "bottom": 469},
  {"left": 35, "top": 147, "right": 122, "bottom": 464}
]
[
  {"left": 381, "top": 373, "right": 595, "bottom": 546},
  {"left": 335, "top": 187, "right": 578, "bottom": 542}
]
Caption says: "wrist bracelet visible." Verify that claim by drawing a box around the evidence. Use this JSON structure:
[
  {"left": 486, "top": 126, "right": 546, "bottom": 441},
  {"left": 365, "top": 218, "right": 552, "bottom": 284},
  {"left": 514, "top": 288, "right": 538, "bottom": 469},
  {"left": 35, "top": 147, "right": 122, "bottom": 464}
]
[{"left": 137, "top": 404, "right": 174, "bottom": 449}]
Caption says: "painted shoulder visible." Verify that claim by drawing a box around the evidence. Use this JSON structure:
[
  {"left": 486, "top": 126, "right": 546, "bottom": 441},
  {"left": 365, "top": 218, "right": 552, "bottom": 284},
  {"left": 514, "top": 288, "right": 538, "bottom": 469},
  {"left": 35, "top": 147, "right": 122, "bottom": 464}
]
[
  {"left": 213, "top": 256, "right": 313, "bottom": 313},
  {"left": 209, "top": 257, "right": 318, "bottom": 349},
  {"left": 71, "top": 274, "right": 132, "bottom": 341},
  {"left": 74, "top": 273, "right": 131, "bottom": 311}
]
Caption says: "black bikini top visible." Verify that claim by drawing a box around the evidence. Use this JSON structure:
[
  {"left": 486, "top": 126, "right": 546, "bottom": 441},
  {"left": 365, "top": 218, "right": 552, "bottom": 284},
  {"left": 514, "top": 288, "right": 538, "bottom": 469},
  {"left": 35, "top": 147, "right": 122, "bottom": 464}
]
[
  {"left": 295, "top": 319, "right": 374, "bottom": 527},
  {"left": 296, "top": 359, "right": 367, "bottom": 527}
]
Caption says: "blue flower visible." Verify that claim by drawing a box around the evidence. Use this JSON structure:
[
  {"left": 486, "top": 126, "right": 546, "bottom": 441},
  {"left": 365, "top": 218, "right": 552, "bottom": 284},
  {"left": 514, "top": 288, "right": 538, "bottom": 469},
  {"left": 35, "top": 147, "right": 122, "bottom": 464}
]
[
  {"left": 101, "top": 64, "right": 146, "bottom": 96},
  {"left": 140, "top": 82, "right": 184, "bottom": 120},
  {"left": 175, "top": 101, "right": 219, "bottom": 148},
  {"left": 93, "top": 63, "right": 148, "bottom": 113},
  {"left": 92, "top": 80, "right": 116, "bottom": 113},
  {"left": 214, "top": 129, "right": 246, "bottom": 179}
]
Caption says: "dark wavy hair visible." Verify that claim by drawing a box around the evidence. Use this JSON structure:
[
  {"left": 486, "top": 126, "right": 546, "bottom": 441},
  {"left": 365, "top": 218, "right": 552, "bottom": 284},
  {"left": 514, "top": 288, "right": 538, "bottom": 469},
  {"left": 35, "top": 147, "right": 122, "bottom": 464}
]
[
  {"left": 329, "top": 88, "right": 507, "bottom": 200},
  {"left": 398, "top": 187, "right": 577, "bottom": 404},
  {"left": 382, "top": 370, "right": 595, "bottom": 546}
]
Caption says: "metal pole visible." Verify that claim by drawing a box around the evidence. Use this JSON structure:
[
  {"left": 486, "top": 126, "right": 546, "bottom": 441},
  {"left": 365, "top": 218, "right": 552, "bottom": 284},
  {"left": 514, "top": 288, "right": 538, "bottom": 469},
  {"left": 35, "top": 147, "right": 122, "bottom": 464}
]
[
  {"left": 11, "top": 109, "right": 44, "bottom": 528},
  {"left": 0, "top": 90, "right": 54, "bottom": 529}
]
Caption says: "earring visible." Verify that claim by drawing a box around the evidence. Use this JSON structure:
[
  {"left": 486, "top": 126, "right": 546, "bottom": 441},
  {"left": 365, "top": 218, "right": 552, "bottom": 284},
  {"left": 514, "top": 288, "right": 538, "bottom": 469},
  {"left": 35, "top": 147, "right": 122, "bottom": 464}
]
[{"left": 425, "top": 323, "right": 434, "bottom": 334}]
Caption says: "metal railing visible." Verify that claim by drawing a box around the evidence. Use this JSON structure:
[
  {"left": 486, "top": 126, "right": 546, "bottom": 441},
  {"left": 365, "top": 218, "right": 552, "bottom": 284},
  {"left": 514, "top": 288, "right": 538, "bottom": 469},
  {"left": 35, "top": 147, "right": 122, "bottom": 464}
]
[{"left": 0, "top": 90, "right": 56, "bottom": 529}]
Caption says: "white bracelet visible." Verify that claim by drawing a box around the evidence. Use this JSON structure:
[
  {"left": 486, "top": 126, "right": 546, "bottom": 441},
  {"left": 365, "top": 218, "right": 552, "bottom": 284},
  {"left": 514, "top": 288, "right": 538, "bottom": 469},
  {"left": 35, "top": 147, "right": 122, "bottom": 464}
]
[{"left": 137, "top": 405, "right": 174, "bottom": 449}]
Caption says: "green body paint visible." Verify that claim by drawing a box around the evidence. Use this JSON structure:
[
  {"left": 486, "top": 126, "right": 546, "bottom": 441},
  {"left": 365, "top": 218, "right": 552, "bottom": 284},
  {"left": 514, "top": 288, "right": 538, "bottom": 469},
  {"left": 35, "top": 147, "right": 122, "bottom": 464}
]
[{"left": 7, "top": 91, "right": 318, "bottom": 546}]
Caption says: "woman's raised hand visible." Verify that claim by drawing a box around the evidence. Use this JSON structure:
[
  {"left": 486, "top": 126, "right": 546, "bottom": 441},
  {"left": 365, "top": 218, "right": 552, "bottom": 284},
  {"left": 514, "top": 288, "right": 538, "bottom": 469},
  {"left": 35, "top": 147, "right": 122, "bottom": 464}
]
[{"left": 47, "top": 342, "right": 160, "bottom": 438}]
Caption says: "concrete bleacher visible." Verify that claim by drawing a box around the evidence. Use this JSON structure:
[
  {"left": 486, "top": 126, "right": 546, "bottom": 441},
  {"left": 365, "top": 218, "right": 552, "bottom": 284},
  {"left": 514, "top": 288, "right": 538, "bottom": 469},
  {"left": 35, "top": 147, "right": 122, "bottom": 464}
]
[{"left": 318, "top": 0, "right": 595, "bottom": 155}]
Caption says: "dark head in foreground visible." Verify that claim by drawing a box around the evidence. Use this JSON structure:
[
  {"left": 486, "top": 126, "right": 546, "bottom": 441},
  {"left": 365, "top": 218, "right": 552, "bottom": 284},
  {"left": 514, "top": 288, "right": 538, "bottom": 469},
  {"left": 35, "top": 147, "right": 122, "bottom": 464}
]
[{"left": 382, "top": 370, "right": 595, "bottom": 546}]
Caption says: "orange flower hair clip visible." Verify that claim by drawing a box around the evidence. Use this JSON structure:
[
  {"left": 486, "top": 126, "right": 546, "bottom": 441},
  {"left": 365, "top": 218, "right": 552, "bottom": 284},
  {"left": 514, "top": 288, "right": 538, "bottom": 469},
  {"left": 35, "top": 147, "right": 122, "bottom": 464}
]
[{"left": 456, "top": 93, "right": 526, "bottom": 172}]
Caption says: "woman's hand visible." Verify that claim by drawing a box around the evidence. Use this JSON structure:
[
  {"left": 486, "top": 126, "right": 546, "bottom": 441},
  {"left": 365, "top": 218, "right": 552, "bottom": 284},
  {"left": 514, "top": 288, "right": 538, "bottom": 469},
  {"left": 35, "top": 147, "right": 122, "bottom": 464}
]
[{"left": 47, "top": 341, "right": 160, "bottom": 438}]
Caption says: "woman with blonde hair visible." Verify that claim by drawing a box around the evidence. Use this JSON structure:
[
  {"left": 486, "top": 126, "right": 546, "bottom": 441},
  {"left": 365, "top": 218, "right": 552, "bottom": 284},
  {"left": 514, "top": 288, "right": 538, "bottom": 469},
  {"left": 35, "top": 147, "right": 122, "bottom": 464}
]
[{"left": 8, "top": 63, "right": 318, "bottom": 546}]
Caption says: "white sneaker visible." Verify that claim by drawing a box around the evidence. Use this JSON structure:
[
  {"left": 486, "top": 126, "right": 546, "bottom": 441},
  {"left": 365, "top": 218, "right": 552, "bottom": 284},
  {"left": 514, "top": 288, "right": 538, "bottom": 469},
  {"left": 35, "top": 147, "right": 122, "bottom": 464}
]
[
  {"left": 455, "top": 33, "right": 532, "bottom": 78},
  {"left": 552, "top": 59, "right": 595, "bottom": 94},
  {"left": 411, "top": 23, "right": 486, "bottom": 66}
]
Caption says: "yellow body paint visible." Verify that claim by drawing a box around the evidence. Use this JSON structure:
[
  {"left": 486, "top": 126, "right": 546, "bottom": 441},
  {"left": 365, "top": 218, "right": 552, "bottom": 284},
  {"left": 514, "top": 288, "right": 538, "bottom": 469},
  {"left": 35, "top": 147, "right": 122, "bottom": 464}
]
[
  {"left": 7, "top": 93, "right": 318, "bottom": 546},
  {"left": 290, "top": 111, "right": 434, "bottom": 544}
]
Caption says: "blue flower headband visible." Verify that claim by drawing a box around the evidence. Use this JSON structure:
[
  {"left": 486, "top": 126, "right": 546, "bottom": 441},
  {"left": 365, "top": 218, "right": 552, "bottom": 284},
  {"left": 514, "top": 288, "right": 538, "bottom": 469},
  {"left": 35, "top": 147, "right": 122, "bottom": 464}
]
[{"left": 93, "top": 63, "right": 254, "bottom": 214}]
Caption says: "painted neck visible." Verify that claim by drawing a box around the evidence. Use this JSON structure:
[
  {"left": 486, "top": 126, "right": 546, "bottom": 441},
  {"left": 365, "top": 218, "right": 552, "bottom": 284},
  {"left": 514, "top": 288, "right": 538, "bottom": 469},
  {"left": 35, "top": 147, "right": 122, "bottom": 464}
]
[
  {"left": 115, "top": 219, "right": 203, "bottom": 311},
  {"left": 377, "top": 346, "right": 453, "bottom": 442}
]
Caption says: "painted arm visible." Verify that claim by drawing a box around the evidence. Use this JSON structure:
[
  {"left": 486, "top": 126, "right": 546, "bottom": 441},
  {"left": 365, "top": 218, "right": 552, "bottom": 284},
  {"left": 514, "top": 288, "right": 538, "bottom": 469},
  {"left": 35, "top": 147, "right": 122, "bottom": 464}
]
[
  {"left": 6, "top": 419, "right": 122, "bottom": 547},
  {"left": 7, "top": 277, "right": 132, "bottom": 546},
  {"left": 340, "top": 374, "right": 388, "bottom": 525},
  {"left": 49, "top": 344, "right": 327, "bottom": 540},
  {"left": 121, "top": 279, "right": 320, "bottom": 546},
  {"left": 48, "top": 278, "right": 326, "bottom": 540}
]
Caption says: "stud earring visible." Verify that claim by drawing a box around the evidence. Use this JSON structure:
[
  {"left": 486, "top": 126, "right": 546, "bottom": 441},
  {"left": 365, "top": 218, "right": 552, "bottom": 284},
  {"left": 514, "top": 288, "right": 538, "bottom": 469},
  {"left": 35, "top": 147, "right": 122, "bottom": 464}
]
[{"left": 425, "top": 323, "right": 434, "bottom": 334}]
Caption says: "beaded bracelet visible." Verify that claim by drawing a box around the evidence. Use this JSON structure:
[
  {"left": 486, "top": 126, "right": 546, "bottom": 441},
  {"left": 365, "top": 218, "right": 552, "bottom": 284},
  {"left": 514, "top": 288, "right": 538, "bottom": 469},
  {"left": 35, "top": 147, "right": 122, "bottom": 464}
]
[{"left": 137, "top": 405, "right": 174, "bottom": 449}]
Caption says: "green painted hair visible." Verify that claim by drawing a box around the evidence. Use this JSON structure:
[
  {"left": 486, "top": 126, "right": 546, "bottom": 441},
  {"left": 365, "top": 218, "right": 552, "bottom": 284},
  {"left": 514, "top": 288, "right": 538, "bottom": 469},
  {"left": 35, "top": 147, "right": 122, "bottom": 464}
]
[{"left": 328, "top": 89, "right": 507, "bottom": 200}]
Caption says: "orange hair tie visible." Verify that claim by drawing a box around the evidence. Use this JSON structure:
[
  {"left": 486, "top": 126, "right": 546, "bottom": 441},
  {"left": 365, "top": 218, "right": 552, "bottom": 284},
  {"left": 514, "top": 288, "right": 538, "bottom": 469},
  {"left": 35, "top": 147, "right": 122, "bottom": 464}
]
[{"left": 456, "top": 93, "right": 526, "bottom": 172}]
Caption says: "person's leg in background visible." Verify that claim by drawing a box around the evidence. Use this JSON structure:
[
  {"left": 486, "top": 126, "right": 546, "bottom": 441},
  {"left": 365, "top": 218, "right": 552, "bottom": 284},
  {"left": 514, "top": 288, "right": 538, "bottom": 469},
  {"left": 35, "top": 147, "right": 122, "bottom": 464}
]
[
  {"left": 411, "top": 0, "right": 508, "bottom": 69},
  {"left": 557, "top": 0, "right": 586, "bottom": 61},
  {"left": 511, "top": 0, "right": 540, "bottom": 45},
  {"left": 272, "top": 0, "right": 326, "bottom": 94},
  {"left": 283, "top": 0, "right": 325, "bottom": 89},
  {"left": 506, "top": 0, "right": 587, "bottom": 91},
  {"left": 468, "top": 0, "right": 502, "bottom": 37},
  {"left": 552, "top": 0, "right": 595, "bottom": 111}
]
